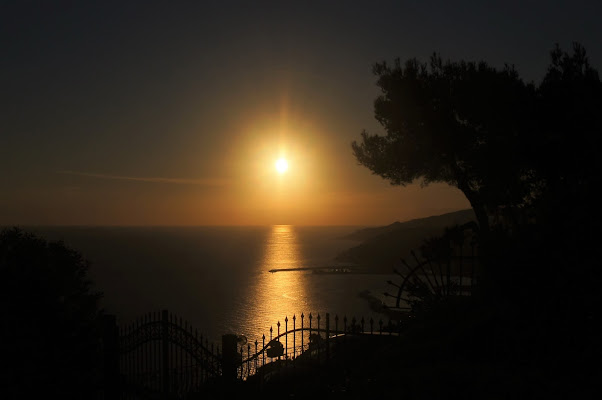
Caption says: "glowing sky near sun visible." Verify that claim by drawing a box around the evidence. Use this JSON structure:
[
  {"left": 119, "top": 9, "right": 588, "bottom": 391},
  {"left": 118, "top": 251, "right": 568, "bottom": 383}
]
[{"left": 2, "top": 1, "right": 599, "bottom": 226}]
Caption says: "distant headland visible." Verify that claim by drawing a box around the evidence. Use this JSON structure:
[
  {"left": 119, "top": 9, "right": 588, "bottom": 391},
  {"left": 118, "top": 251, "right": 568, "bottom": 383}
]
[{"left": 335, "top": 209, "right": 476, "bottom": 273}]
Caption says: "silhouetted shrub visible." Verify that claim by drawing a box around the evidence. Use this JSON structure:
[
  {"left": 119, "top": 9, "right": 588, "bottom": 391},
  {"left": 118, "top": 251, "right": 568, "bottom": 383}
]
[{"left": 0, "top": 227, "right": 104, "bottom": 399}]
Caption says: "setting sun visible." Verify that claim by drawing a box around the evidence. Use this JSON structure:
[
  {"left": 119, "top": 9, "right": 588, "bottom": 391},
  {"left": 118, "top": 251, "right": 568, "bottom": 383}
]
[{"left": 275, "top": 158, "right": 289, "bottom": 174}]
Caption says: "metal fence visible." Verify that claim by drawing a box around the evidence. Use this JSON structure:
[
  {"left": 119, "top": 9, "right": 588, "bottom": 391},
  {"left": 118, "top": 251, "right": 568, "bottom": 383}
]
[
  {"left": 103, "top": 310, "right": 404, "bottom": 398},
  {"left": 236, "top": 312, "right": 404, "bottom": 381},
  {"left": 102, "top": 234, "right": 480, "bottom": 398},
  {"left": 103, "top": 310, "right": 221, "bottom": 399}
]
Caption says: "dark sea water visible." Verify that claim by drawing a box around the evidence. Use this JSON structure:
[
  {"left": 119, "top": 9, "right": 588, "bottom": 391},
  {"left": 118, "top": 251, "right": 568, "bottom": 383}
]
[{"left": 21, "top": 225, "right": 397, "bottom": 345}]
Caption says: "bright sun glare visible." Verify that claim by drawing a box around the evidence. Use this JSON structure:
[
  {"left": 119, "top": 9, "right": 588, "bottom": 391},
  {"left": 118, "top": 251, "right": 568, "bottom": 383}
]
[{"left": 275, "top": 158, "right": 289, "bottom": 174}]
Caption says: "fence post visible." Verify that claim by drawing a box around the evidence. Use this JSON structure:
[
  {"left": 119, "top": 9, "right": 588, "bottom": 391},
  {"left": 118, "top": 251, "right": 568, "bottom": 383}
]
[
  {"left": 308, "top": 314, "right": 312, "bottom": 360},
  {"left": 262, "top": 334, "right": 266, "bottom": 366},
  {"left": 254, "top": 340, "right": 258, "bottom": 375},
  {"left": 102, "top": 314, "right": 120, "bottom": 399},
  {"left": 285, "top": 317, "right": 288, "bottom": 360},
  {"left": 162, "top": 310, "right": 170, "bottom": 397},
  {"left": 317, "top": 314, "right": 321, "bottom": 360},
  {"left": 292, "top": 315, "right": 296, "bottom": 358},
  {"left": 277, "top": 321, "right": 281, "bottom": 361},
  {"left": 221, "top": 334, "right": 239, "bottom": 383},
  {"left": 325, "top": 313, "right": 330, "bottom": 360},
  {"left": 301, "top": 314, "right": 304, "bottom": 354}
]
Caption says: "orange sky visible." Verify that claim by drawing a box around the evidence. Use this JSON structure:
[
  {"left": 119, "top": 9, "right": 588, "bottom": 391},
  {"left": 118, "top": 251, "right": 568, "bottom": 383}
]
[
  {"left": 3, "top": 2, "right": 597, "bottom": 227},
  {"left": 0, "top": 107, "right": 471, "bottom": 226}
]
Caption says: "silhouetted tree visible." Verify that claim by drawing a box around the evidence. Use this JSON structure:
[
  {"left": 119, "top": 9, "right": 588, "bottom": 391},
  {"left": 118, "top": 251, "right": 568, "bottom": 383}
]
[
  {"left": 352, "top": 43, "right": 601, "bottom": 238},
  {"left": 352, "top": 54, "right": 535, "bottom": 233},
  {"left": 0, "top": 227, "right": 104, "bottom": 399},
  {"left": 355, "top": 45, "right": 602, "bottom": 382},
  {"left": 530, "top": 43, "right": 602, "bottom": 234}
]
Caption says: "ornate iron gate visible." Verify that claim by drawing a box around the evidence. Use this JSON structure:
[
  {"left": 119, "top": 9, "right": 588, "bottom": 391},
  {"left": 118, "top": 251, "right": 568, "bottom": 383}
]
[{"left": 103, "top": 310, "right": 221, "bottom": 399}]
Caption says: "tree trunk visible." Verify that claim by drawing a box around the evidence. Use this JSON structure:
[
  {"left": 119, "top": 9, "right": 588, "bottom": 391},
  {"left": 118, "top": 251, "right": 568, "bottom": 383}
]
[
  {"left": 457, "top": 184, "right": 490, "bottom": 234},
  {"left": 457, "top": 184, "right": 499, "bottom": 302},
  {"left": 471, "top": 201, "right": 490, "bottom": 234}
]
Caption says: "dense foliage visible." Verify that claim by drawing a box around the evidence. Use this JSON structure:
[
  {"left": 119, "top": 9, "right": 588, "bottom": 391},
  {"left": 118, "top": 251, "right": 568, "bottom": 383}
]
[
  {"left": 0, "top": 228, "right": 104, "bottom": 398},
  {"left": 353, "top": 44, "right": 601, "bottom": 391},
  {"left": 352, "top": 43, "right": 601, "bottom": 236}
]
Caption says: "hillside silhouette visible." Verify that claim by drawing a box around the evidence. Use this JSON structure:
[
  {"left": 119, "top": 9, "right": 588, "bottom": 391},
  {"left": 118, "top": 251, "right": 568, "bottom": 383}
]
[{"left": 335, "top": 209, "right": 475, "bottom": 272}]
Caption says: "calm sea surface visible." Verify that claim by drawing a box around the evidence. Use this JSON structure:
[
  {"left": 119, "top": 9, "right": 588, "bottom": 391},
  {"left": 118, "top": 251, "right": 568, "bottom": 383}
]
[{"left": 23, "top": 225, "right": 397, "bottom": 345}]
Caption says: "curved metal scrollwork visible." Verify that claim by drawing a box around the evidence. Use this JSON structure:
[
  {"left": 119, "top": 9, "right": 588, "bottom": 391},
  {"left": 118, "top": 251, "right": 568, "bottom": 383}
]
[
  {"left": 385, "top": 224, "right": 479, "bottom": 313},
  {"left": 120, "top": 319, "right": 219, "bottom": 370},
  {"left": 117, "top": 310, "right": 220, "bottom": 396}
]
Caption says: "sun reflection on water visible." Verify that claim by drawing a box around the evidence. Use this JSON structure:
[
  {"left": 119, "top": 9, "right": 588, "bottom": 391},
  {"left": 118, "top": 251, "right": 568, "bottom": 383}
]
[
  {"left": 231, "top": 225, "right": 394, "bottom": 352},
  {"left": 239, "top": 225, "right": 309, "bottom": 344},
  {"left": 263, "top": 225, "right": 301, "bottom": 270}
]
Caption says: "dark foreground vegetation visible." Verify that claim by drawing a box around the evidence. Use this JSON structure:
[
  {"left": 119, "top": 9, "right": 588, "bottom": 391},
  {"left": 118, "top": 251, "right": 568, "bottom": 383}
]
[
  {"left": 1, "top": 43, "right": 600, "bottom": 398},
  {"left": 190, "top": 293, "right": 597, "bottom": 399},
  {"left": 0, "top": 227, "right": 104, "bottom": 399},
  {"left": 347, "top": 41, "right": 601, "bottom": 398}
]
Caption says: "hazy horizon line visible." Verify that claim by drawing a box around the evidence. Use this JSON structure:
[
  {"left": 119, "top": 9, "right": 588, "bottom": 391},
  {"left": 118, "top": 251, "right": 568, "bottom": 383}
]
[{"left": 0, "top": 223, "right": 374, "bottom": 228}]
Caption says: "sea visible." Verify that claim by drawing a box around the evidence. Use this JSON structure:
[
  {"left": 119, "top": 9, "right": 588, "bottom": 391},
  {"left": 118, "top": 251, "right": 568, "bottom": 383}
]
[{"left": 18, "top": 225, "right": 398, "bottom": 345}]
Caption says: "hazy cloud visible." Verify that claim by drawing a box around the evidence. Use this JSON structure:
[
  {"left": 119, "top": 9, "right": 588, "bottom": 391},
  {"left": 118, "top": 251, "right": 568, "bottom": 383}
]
[{"left": 57, "top": 170, "right": 229, "bottom": 187}]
